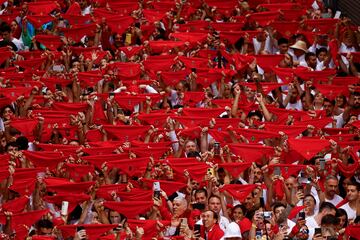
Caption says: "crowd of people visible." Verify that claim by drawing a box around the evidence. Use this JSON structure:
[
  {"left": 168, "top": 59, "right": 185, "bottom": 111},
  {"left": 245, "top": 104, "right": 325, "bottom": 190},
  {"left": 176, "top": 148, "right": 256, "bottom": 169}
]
[{"left": 0, "top": 0, "right": 360, "bottom": 239}]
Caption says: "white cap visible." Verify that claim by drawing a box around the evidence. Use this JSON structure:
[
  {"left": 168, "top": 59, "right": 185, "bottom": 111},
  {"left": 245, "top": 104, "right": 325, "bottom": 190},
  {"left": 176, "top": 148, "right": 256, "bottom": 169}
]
[{"left": 221, "top": 222, "right": 242, "bottom": 240}]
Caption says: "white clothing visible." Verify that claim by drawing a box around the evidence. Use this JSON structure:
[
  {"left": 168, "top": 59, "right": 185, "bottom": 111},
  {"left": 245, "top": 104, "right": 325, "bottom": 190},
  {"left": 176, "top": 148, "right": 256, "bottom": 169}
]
[
  {"left": 340, "top": 202, "right": 357, "bottom": 220},
  {"left": 325, "top": 194, "right": 343, "bottom": 206}
]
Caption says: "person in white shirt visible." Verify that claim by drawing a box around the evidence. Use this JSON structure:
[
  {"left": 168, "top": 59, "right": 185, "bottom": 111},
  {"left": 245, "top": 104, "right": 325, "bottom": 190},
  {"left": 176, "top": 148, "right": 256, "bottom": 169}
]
[
  {"left": 340, "top": 181, "right": 360, "bottom": 221},
  {"left": 324, "top": 175, "right": 343, "bottom": 206},
  {"left": 306, "top": 202, "right": 337, "bottom": 238},
  {"left": 272, "top": 202, "right": 295, "bottom": 234},
  {"left": 288, "top": 40, "right": 308, "bottom": 67}
]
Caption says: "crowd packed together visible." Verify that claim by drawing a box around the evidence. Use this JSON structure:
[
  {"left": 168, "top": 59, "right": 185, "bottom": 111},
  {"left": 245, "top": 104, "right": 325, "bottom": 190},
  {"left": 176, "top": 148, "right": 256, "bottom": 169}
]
[{"left": 0, "top": 0, "right": 360, "bottom": 239}]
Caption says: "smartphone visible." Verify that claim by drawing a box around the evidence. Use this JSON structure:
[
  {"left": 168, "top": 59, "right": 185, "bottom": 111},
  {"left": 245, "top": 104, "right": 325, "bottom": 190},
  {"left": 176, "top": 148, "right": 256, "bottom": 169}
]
[
  {"left": 298, "top": 211, "right": 305, "bottom": 220},
  {"left": 194, "top": 224, "right": 201, "bottom": 238},
  {"left": 259, "top": 197, "right": 265, "bottom": 208},
  {"left": 191, "top": 68, "right": 197, "bottom": 73},
  {"left": 274, "top": 167, "right": 281, "bottom": 176},
  {"left": 76, "top": 226, "right": 85, "bottom": 232},
  {"left": 153, "top": 182, "right": 161, "bottom": 199},
  {"left": 297, "top": 185, "right": 304, "bottom": 191},
  {"left": 180, "top": 218, "right": 188, "bottom": 226},
  {"left": 320, "top": 158, "right": 325, "bottom": 171},
  {"left": 314, "top": 228, "right": 322, "bottom": 235},
  {"left": 213, "top": 142, "right": 220, "bottom": 155},
  {"left": 207, "top": 168, "right": 215, "bottom": 177},
  {"left": 61, "top": 201, "right": 69, "bottom": 216},
  {"left": 191, "top": 202, "right": 205, "bottom": 210},
  {"left": 263, "top": 211, "right": 272, "bottom": 220}
]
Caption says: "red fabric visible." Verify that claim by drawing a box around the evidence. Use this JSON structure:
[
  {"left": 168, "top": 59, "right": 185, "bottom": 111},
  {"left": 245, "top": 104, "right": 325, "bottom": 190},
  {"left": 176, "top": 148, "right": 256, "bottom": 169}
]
[
  {"left": 119, "top": 46, "right": 144, "bottom": 58},
  {"left": 1, "top": 196, "right": 29, "bottom": 213},
  {"left": 255, "top": 54, "right": 284, "bottom": 72},
  {"left": 0, "top": 209, "right": 49, "bottom": 229},
  {"left": 228, "top": 143, "right": 274, "bottom": 163},
  {"left": 81, "top": 153, "right": 129, "bottom": 168},
  {"left": 27, "top": 1, "right": 58, "bottom": 15},
  {"left": 65, "top": 1, "right": 81, "bottom": 15},
  {"left": 9, "top": 178, "right": 36, "bottom": 196},
  {"left": 10, "top": 119, "right": 38, "bottom": 139},
  {"left": 271, "top": 21, "right": 300, "bottom": 38},
  {"left": 52, "top": 102, "right": 89, "bottom": 113},
  {"left": 104, "top": 16, "right": 134, "bottom": 34},
  {"left": 288, "top": 205, "right": 306, "bottom": 220},
  {"left": 182, "top": 108, "right": 225, "bottom": 118},
  {"left": 160, "top": 70, "right": 189, "bottom": 86},
  {"left": 109, "top": 62, "right": 141, "bottom": 80},
  {"left": 219, "top": 184, "right": 257, "bottom": 202},
  {"left": 58, "top": 224, "right": 116, "bottom": 240},
  {"left": 61, "top": 24, "right": 97, "bottom": 42},
  {"left": 26, "top": 15, "right": 54, "bottom": 29},
  {"left": 103, "top": 201, "right": 153, "bottom": 218},
  {"left": 130, "top": 147, "right": 170, "bottom": 159},
  {"left": 127, "top": 219, "right": 171, "bottom": 238},
  {"left": 77, "top": 71, "right": 103, "bottom": 87},
  {"left": 105, "top": 157, "right": 150, "bottom": 176},
  {"left": 218, "top": 162, "right": 252, "bottom": 178},
  {"left": 346, "top": 225, "right": 360, "bottom": 240},
  {"left": 273, "top": 179, "right": 285, "bottom": 200},
  {"left": 44, "top": 179, "right": 95, "bottom": 194},
  {"left": 103, "top": 125, "right": 150, "bottom": 142},
  {"left": 287, "top": 138, "right": 330, "bottom": 161},
  {"left": 64, "top": 163, "right": 95, "bottom": 181},
  {"left": 63, "top": 14, "right": 91, "bottom": 25},
  {"left": 149, "top": 41, "right": 185, "bottom": 54},
  {"left": 232, "top": 128, "right": 280, "bottom": 142},
  {"left": 44, "top": 193, "right": 90, "bottom": 214},
  {"left": 140, "top": 179, "right": 187, "bottom": 196},
  {"left": 170, "top": 32, "right": 208, "bottom": 45},
  {"left": 248, "top": 11, "right": 280, "bottom": 26},
  {"left": 22, "top": 150, "right": 66, "bottom": 170},
  {"left": 314, "top": 84, "right": 347, "bottom": 100},
  {"left": 268, "top": 164, "right": 307, "bottom": 179},
  {"left": 207, "top": 224, "right": 224, "bottom": 240},
  {"left": 166, "top": 158, "right": 209, "bottom": 182},
  {"left": 15, "top": 58, "right": 46, "bottom": 70},
  {"left": 113, "top": 95, "right": 146, "bottom": 110}
]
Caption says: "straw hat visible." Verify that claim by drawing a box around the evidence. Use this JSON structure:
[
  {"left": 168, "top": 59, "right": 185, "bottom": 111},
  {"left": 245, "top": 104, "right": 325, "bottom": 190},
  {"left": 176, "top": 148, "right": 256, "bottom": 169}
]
[{"left": 290, "top": 40, "right": 308, "bottom": 53}]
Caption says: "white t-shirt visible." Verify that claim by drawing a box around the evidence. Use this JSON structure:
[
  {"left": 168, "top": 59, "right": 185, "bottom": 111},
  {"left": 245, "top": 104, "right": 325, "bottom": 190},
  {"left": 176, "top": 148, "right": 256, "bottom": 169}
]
[
  {"left": 325, "top": 194, "right": 343, "bottom": 206},
  {"left": 340, "top": 202, "right": 357, "bottom": 220}
]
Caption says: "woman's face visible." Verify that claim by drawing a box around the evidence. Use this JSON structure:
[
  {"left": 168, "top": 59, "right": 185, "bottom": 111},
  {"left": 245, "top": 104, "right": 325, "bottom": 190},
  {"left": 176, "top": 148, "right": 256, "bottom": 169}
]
[
  {"left": 10, "top": 21, "right": 17, "bottom": 31},
  {"left": 338, "top": 215, "right": 347, "bottom": 228},
  {"left": 314, "top": 93, "right": 324, "bottom": 104},
  {"left": 2, "top": 107, "right": 14, "bottom": 120},
  {"left": 232, "top": 207, "right": 244, "bottom": 221}
]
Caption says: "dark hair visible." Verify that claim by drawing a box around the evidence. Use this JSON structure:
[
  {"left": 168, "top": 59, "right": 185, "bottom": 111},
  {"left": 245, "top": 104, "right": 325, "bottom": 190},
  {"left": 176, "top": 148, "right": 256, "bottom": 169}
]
[
  {"left": 0, "top": 22, "right": 11, "bottom": 33},
  {"left": 247, "top": 110, "right": 263, "bottom": 120},
  {"left": 321, "top": 214, "right": 339, "bottom": 226},
  {"left": 305, "top": 52, "right": 316, "bottom": 62},
  {"left": 316, "top": 47, "right": 328, "bottom": 57},
  {"left": 336, "top": 208, "right": 348, "bottom": 227},
  {"left": 208, "top": 210, "right": 219, "bottom": 222},
  {"left": 36, "top": 219, "right": 53, "bottom": 229},
  {"left": 271, "top": 202, "right": 287, "bottom": 212},
  {"left": 208, "top": 194, "right": 221, "bottom": 204},
  {"left": 278, "top": 38, "right": 289, "bottom": 46},
  {"left": 195, "top": 188, "right": 208, "bottom": 198},
  {"left": 5, "top": 141, "right": 19, "bottom": 152},
  {"left": 319, "top": 202, "right": 336, "bottom": 213},
  {"left": 323, "top": 98, "right": 335, "bottom": 106},
  {"left": 347, "top": 181, "right": 360, "bottom": 191},
  {"left": 16, "top": 136, "right": 29, "bottom": 150}
]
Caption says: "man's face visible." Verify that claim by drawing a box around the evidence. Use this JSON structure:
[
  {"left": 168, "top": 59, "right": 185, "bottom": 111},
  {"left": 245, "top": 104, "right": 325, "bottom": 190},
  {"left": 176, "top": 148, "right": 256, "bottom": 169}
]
[
  {"left": 323, "top": 101, "right": 334, "bottom": 116},
  {"left": 279, "top": 43, "right": 289, "bottom": 54},
  {"left": 173, "top": 199, "right": 186, "bottom": 217},
  {"left": 325, "top": 179, "right": 338, "bottom": 198},
  {"left": 307, "top": 56, "right": 317, "bottom": 69},
  {"left": 109, "top": 211, "right": 121, "bottom": 224},
  {"left": 274, "top": 206, "right": 285, "bottom": 220},
  {"left": 185, "top": 141, "right": 197, "bottom": 153},
  {"left": 353, "top": 96, "right": 360, "bottom": 109},
  {"left": 243, "top": 193, "right": 253, "bottom": 209},
  {"left": 253, "top": 167, "right": 263, "bottom": 183},
  {"left": 208, "top": 197, "right": 221, "bottom": 213},
  {"left": 347, "top": 185, "right": 359, "bottom": 202},
  {"left": 285, "top": 177, "right": 296, "bottom": 190},
  {"left": 195, "top": 192, "right": 207, "bottom": 204},
  {"left": 202, "top": 211, "right": 216, "bottom": 229},
  {"left": 1, "top": 31, "right": 10, "bottom": 41}
]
